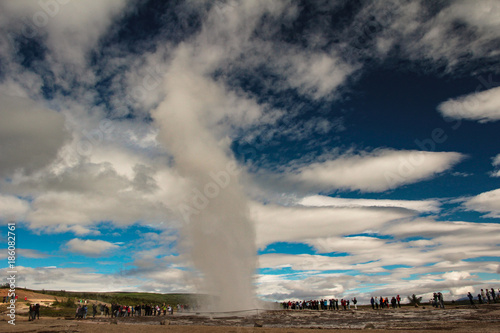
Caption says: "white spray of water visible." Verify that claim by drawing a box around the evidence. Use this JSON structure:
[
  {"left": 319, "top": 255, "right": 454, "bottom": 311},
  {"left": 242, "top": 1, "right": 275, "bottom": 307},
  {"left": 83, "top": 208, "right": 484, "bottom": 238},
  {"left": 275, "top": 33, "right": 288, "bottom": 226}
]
[{"left": 152, "top": 47, "right": 256, "bottom": 312}]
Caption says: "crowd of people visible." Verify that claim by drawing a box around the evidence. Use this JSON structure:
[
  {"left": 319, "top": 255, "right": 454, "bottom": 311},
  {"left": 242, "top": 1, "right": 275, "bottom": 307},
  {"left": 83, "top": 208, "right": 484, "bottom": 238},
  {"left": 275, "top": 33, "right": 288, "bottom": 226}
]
[
  {"left": 283, "top": 288, "right": 500, "bottom": 310},
  {"left": 467, "top": 288, "right": 499, "bottom": 306},
  {"left": 74, "top": 300, "right": 191, "bottom": 319},
  {"left": 281, "top": 296, "right": 403, "bottom": 310},
  {"left": 28, "top": 303, "right": 40, "bottom": 321},
  {"left": 370, "top": 296, "right": 402, "bottom": 309},
  {"left": 11, "top": 286, "right": 500, "bottom": 320},
  {"left": 282, "top": 297, "right": 359, "bottom": 310},
  {"left": 429, "top": 292, "right": 445, "bottom": 308}
]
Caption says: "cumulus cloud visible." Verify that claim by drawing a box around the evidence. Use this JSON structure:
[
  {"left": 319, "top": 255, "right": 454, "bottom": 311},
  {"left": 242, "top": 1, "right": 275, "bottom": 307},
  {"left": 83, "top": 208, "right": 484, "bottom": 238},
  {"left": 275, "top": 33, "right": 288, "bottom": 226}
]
[
  {"left": 437, "top": 86, "right": 500, "bottom": 123},
  {"left": 0, "top": 266, "right": 193, "bottom": 293},
  {"left": 257, "top": 273, "right": 348, "bottom": 301},
  {"left": 287, "top": 149, "right": 464, "bottom": 192},
  {"left": 0, "top": 248, "right": 49, "bottom": 260},
  {"left": 0, "top": 0, "right": 498, "bottom": 303},
  {"left": 463, "top": 188, "right": 500, "bottom": 218},
  {"left": 255, "top": 215, "right": 500, "bottom": 302},
  {"left": 0, "top": 94, "right": 69, "bottom": 177},
  {"left": 65, "top": 238, "right": 119, "bottom": 257},
  {"left": 493, "top": 154, "right": 500, "bottom": 166},
  {"left": 0, "top": 194, "right": 30, "bottom": 221},
  {"left": 492, "top": 154, "right": 500, "bottom": 177},
  {"left": 0, "top": 0, "right": 129, "bottom": 75}
]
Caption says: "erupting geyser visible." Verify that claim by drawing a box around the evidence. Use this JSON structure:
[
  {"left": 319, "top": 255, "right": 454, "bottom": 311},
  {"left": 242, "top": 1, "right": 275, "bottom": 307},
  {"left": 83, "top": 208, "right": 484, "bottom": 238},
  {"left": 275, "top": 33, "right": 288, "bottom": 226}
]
[{"left": 153, "top": 49, "right": 256, "bottom": 312}]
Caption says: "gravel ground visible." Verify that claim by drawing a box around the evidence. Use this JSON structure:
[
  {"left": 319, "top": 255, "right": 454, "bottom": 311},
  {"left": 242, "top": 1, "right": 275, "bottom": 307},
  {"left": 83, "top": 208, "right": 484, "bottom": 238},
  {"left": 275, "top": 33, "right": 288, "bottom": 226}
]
[{"left": 2, "top": 304, "right": 499, "bottom": 332}]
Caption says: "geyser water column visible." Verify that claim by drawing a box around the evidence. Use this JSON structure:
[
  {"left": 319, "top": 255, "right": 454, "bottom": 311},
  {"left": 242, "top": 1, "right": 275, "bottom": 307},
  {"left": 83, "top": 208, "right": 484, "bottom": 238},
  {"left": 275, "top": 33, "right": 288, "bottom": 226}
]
[{"left": 152, "top": 51, "right": 256, "bottom": 312}]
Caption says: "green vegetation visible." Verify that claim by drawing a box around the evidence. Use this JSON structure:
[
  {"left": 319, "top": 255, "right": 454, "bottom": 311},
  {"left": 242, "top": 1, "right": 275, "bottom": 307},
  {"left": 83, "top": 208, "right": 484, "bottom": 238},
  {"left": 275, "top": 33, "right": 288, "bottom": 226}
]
[
  {"left": 51, "top": 296, "right": 77, "bottom": 308},
  {"left": 38, "top": 304, "right": 76, "bottom": 317},
  {"left": 18, "top": 288, "right": 200, "bottom": 306}
]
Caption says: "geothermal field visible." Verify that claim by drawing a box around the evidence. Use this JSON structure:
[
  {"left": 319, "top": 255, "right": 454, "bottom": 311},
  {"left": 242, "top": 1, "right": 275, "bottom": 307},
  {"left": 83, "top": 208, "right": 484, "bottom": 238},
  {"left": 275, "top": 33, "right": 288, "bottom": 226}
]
[{"left": 2, "top": 301, "right": 500, "bottom": 332}]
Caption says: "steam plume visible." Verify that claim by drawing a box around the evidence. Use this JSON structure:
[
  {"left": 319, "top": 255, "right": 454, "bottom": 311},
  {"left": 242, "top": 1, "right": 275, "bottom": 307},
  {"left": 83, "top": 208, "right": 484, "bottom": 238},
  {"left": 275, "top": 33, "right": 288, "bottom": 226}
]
[{"left": 153, "top": 47, "right": 256, "bottom": 312}]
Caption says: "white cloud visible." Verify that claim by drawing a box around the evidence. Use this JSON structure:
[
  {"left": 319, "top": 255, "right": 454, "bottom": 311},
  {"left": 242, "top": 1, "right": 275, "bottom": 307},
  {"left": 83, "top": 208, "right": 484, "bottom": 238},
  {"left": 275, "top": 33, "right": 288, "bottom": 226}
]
[
  {"left": 0, "top": 194, "right": 30, "bottom": 221},
  {"left": 493, "top": 154, "right": 500, "bottom": 166},
  {"left": 255, "top": 216, "right": 500, "bottom": 302},
  {"left": 0, "top": 266, "right": 193, "bottom": 294},
  {"left": 383, "top": 218, "right": 500, "bottom": 239},
  {"left": 0, "top": 94, "right": 70, "bottom": 177},
  {"left": 251, "top": 202, "right": 414, "bottom": 249},
  {"left": 65, "top": 238, "right": 119, "bottom": 257},
  {"left": 0, "top": 0, "right": 498, "bottom": 305},
  {"left": 356, "top": 0, "right": 500, "bottom": 71},
  {"left": 257, "top": 273, "right": 348, "bottom": 301},
  {"left": 492, "top": 154, "right": 500, "bottom": 177},
  {"left": 287, "top": 149, "right": 464, "bottom": 192},
  {"left": 0, "top": 0, "right": 129, "bottom": 74},
  {"left": 0, "top": 248, "right": 49, "bottom": 260},
  {"left": 273, "top": 48, "right": 359, "bottom": 100},
  {"left": 18, "top": 248, "right": 50, "bottom": 259},
  {"left": 437, "top": 86, "right": 500, "bottom": 123},
  {"left": 442, "top": 271, "right": 470, "bottom": 281},
  {"left": 299, "top": 195, "right": 441, "bottom": 213},
  {"left": 463, "top": 188, "right": 500, "bottom": 218}
]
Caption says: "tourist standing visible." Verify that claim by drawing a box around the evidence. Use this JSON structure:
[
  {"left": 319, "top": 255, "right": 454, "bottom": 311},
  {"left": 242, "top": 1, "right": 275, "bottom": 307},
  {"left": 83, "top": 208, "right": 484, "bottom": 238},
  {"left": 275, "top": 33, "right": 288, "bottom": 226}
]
[
  {"left": 438, "top": 292, "right": 445, "bottom": 308},
  {"left": 35, "top": 303, "right": 40, "bottom": 319},
  {"left": 29, "top": 304, "right": 36, "bottom": 321},
  {"left": 467, "top": 292, "right": 475, "bottom": 306}
]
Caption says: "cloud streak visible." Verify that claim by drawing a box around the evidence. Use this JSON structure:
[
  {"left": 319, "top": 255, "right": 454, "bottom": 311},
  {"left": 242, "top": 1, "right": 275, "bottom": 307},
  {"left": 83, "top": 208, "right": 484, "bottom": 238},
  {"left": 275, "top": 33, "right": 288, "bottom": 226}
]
[
  {"left": 438, "top": 87, "right": 500, "bottom": 122},
  {"left": 287, "top": 149, "right": 464, "bottom": 192}
]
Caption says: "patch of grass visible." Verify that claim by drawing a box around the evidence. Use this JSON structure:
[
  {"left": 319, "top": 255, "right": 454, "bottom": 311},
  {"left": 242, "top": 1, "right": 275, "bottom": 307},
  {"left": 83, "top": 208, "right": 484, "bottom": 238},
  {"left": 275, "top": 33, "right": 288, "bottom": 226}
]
[
  {"left": 39, "top": 305, "right": 76, "bottom": 317},
  {"left": 0, "top": 287, "right": 210, "bottom": 310},
  {"left": 26, "top": 288, "right": 201, "bottom": 306}
]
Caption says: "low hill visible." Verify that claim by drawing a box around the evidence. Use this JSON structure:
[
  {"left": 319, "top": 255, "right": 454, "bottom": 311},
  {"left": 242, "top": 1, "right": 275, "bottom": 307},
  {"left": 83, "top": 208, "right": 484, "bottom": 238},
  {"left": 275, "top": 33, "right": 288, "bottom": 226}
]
[{"left": 1, "top": 287, "right": 203, "bottom": 306}]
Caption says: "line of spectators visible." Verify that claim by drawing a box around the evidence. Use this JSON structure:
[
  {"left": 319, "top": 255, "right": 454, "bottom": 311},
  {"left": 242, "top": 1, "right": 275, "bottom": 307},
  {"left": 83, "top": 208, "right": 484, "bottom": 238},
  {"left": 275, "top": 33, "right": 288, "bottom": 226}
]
[
  {"left": 282, "top": 298, "right": 358, "bottom": 311},
  {"left": 468, "top": 288, "right": 499, "bottom": 306}
]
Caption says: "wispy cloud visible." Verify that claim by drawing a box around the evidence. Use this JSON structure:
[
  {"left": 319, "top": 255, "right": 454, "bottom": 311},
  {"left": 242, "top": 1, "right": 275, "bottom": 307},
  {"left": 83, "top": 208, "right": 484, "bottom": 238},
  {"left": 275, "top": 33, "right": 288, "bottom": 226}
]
[
  {"left": 299, "top": 195, "right": 441, "bottom": 213},
  {"left": 438, "top": 87, "right": 500, "bottom": 123},
  {"left": 286, "top": 149, "right": 464, "bottom": 192},
  {"left": 463, "top": 188, "right": 500, "bottom": 218}
]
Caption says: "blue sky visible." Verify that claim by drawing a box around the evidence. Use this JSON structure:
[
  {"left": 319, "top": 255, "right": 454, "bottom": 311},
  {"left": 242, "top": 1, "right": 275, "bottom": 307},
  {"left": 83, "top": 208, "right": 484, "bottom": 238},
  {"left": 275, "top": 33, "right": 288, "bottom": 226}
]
[{"left": 0, "top": 0, "right": 500, "bottom": 305}]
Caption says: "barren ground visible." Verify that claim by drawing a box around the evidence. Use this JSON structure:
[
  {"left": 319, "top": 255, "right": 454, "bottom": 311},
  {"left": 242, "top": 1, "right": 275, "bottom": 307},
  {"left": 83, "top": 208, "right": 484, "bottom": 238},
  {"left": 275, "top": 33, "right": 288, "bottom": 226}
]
[{"left": 2, "top": 303, "right": 500, "bottom": 332}]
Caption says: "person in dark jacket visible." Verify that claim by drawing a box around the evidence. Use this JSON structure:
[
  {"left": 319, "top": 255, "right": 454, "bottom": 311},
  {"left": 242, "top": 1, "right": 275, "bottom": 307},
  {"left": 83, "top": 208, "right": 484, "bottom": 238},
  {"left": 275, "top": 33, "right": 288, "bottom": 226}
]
[{"left": 467, "top": 292, "right": 475, "bottom": 307}]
